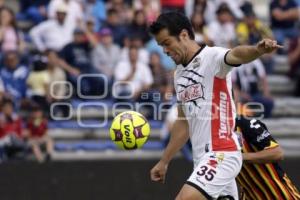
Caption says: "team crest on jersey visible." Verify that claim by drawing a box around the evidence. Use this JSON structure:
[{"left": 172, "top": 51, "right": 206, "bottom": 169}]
[
  {"left": 192, "top": 57, "right": 200, "bottom": 68},
  {"left": 178, "top": 83, "right": 204, "bottom": 102}
]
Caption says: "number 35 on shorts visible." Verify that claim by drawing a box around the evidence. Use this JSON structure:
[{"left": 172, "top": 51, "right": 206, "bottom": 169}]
[
  {"left": 195, "top": 153, "right": 224, "bottom": 182},
  {"left": 196, "top": 165, "right": 217, "bottom": 181}
]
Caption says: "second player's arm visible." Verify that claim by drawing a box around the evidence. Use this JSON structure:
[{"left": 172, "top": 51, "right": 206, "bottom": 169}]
[{"left": 243, "top": 146, "right": 284, "bottom": 164}]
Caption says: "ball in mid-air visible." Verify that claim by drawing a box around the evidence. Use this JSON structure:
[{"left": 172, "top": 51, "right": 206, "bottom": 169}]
[{"left": 109, "top": 111, "right": 150, "bottom": 150}]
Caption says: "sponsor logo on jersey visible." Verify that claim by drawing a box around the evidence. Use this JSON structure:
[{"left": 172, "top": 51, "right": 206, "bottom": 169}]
[
  {"left": 178, "top": 83, "right": 204, "bottom": 102},
  {"left": 219, "top": 92, "right": 229, "bottom": 139},
  {"left": 256, "top": 130, "right": 270, "bottom": 142}
]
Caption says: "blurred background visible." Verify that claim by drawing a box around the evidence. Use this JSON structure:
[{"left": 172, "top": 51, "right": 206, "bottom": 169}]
[{"left": 0, "top": 0, "right": 299, "bottom": 199}]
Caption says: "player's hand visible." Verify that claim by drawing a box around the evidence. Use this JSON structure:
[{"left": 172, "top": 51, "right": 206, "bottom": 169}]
[
  {"left": 150, "top": 160, "right": 168, "bottom": 183},
  {"left": 256, "top": 39, "right": 283, "bottom": 55}
]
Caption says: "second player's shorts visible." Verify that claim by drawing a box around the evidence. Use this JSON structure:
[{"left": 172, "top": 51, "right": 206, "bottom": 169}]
[{"left": 186, "top": 151, "right": 242, "bottom": 200}]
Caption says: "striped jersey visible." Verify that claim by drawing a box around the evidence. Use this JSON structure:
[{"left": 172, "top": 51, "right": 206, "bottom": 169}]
[
  {"left": 174, "top": 45, "right": 241, "bottom": 167},
  {"left": 236, "top": 116, "right": 300, "bottom": 200}
]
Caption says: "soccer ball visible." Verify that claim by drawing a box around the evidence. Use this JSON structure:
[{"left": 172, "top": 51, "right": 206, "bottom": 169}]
[{"left": 109, "top": 111, "right": 151, "bottom": 150}]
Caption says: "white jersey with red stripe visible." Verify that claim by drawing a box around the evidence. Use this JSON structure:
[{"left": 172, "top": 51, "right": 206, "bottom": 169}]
[{"left": 174, "top": 45, "right": 241, "bottom": 167}]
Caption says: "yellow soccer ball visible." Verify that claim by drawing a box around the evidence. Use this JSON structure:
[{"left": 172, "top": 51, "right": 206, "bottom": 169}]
[{"left": 109, "top": 111, "right": 151, "bottom": 150}]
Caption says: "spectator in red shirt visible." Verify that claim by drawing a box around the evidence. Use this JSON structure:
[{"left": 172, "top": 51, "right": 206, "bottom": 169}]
[
  {"left": 27, "top": 104, "right": 53, "bottom": 162},
  {"left": 0, "top": 98, "right": 28, "bottom": 161}
]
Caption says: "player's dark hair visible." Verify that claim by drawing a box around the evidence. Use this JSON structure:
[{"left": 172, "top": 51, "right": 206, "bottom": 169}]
[{"left": 149, "top": 12, "right": 195, "bottom": 40}]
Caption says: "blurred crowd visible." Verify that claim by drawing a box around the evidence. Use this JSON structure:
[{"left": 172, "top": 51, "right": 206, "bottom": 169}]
[{"left": 0, "top": 0, "right": 299, "bottom": 162}]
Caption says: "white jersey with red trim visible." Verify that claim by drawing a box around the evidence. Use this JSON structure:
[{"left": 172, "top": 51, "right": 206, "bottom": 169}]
[{"left": 174, "top": 45, "right": 241, "bottom": 167}]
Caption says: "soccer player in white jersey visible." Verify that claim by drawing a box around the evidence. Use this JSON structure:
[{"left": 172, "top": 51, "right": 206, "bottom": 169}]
[{"left": 149, "top": 12, "right": 281, "bottom": 200}]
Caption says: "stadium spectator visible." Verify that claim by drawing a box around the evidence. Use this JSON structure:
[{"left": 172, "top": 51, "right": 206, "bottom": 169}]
[
  {"left": 17, "top": 0, "right": 50, "bottom": 24},
  {"left": 45, "top": 50, "right": 67, "bottom": 100},
  {"left": 59, "top": 28, "right": 105, "bottom": 96},
  {"left": 0, "top": 77, "right": 4, "bottom": 103},
  {"left": 236, "top": 5, "right": 275, "bottom": 73},
  {"left": 207, "top": 3, "right": 236, "bottom": 48},
  {"left": 146, "top": 38, "right": 176, "bottom": 70},
  {"left": 45, "top": 49, "right": 69, "bottom": 117},
  {"left": 185, "top": 0, "right": 244, "bottom": 23},
  {"left": 270, "top": 0, "right": 299, "bottom": 48},
  {"left": 106, "top": 0, "right": 133, "bottom": 24},
  {"left": 91, "top": 27, "right": 121, "bottom": 86},
  {"left": 128, "top": 10, "right": 151, "bottom": 44},
  {"left": 27, "top": 104, "right": 53, "bottom": 162},
  {"left": 121, "top": 35, "right": 150, "bottom": 65},
  {"left": 82, "top": 0, "right": 106, "bottom": 31},
  {"left": 149, "top": 52, "right": 173, "bottom": 102},
  {"left": 0, "top": 99, "right": 28, "bottom": 161},
  {"left": 237, "top": 7, "right": 273, "bottom": 45},
  {"left": 114, "top": 45, "right": 153, "bottom": 101},
  {"left": 132, "top": 0, "right": 160, "bottom": 24},
  {"left": 29, "top": 4, "right": 74, "bottom": 52},
  {"left": 26, "top": 54, "right": 50, "bottom": 114},
  {"left": 185, "top": 0, "right": 216, "bottom": 23},
  {"left": 101, "top": 8, "right": 129, "bottom": 47},
  {"left": 0, "top": 7, "right": 26, "bottom": 55},
  {"left": 216, "top": 0, "right": 245, "bottom": 19},
  {"left": 48, "top": 0, "right": 83, "bottom": 31},
  {"left": 190, "top": 11, "right": 212, "bottom": 45},
  {"left": 80, "top": 17, "right": 99, "bottom": 48},
  {"left": 232, "top": 59, "right": 274, "bottom": 118},
  {"left": 0, "top": 51, "right": 29, "bottom": 105}
]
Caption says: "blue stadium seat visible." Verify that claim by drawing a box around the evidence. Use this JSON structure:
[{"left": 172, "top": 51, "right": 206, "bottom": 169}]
[
  {"left": 55, "top": 140, "right": 165, "bottom": 151},
  {"left": 70, "top": 99, "right": 114, "bottom": 108},
  {"left": 49, "top": 120, "right": 164, "bottom": 129},
  {"left": 55, "top": 140, "right": 112, "bottom": 151}
]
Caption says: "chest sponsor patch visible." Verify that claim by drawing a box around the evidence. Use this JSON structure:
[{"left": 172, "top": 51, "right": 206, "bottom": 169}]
[{"left": 178, "top": 83, "right": 204, "bottom": 102}]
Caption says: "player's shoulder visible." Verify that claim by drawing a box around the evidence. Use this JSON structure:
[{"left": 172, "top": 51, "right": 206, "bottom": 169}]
[
  {"left": 205, "top": 45, "right": 228, "bottom": 52},
  {"left": 203, "top": 46, "right": 230, "bottom": 60},
  {"left": 235, "top": 116, "right": 268, "bottom": 132}
]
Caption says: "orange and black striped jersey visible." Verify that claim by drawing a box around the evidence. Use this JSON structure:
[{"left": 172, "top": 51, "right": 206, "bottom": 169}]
[{"left": 235, "top": 116, "right": 300, "bottom": 200}]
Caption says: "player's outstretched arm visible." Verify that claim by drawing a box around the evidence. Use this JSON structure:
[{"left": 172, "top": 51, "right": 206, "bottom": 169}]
[
  {"left": 150, "top": 105, "right": 189, "bottom": 183},
  {"left": 243, "top": 146, "right": 284, "bottom": 164},
  {"left": 225, "top": 38, "right": 283, "bottom": 66}
]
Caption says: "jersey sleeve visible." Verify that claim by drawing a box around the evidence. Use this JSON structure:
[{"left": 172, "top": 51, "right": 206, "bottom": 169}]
[
  {"left": 210, "top": 47, "right": 240, "bottom": 79},
  {"left": 237, "top": 117, "right": 279, "bottom": 151}
]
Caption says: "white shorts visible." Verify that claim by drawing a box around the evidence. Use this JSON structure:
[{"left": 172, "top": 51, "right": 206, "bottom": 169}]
[{"left": 186, "top": 151, "right": 242, "bottom": 200}]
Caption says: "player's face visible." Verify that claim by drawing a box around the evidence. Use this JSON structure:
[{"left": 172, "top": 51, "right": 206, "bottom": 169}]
[{"left": 154, "top": 29, "right": 189, "bottom": 65}]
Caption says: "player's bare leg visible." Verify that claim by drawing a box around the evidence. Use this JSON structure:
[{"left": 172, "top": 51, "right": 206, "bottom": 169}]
[{"left": 175, "top": 184, "right": 208, "bottom": 200}]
